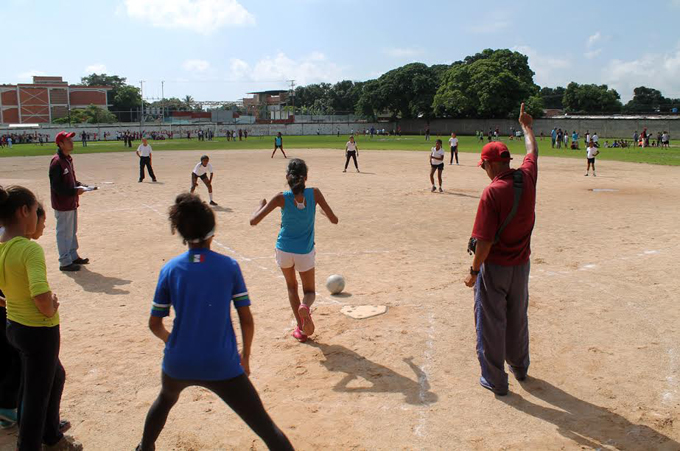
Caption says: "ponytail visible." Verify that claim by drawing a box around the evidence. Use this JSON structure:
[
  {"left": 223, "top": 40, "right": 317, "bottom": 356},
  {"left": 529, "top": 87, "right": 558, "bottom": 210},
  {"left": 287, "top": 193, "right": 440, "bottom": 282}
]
[{"left": 286, "top": 158, "right": 308, "bottom": 195}]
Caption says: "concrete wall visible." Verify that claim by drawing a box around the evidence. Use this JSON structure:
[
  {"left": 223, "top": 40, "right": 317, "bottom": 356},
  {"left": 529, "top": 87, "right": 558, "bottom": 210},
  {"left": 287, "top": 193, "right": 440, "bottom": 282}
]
[
  {"left": 0, "top": 121, "right": 394, "bottom": 141},
  {"left": 398, "top": 118, "right": 680, "bottom": 138}
]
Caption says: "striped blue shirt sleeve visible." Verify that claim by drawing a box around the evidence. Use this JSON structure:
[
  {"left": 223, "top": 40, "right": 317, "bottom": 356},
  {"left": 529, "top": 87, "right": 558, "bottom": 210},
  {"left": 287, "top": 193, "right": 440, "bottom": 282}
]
[
  {"left": 231, "top": 262, "right": 251, "bottom": 308},
  {"left": 151, "top": 268, "right": 171, "bottom": 317}
]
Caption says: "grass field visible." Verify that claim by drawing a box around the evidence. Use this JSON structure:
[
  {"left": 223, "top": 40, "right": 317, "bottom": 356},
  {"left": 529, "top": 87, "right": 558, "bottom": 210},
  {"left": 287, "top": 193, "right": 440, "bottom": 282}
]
[{"left": 1, "top": 135, "right": 679, "bottom": 165}]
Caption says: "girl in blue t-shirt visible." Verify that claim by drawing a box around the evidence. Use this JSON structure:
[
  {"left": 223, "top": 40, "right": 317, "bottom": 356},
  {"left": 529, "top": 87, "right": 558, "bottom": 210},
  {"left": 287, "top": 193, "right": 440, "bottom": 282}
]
[
  {"left": 139, "top": 193, "right": 293, "bottom": 451},
  {"left": 250, "top": 159, "right": 338, "bottom": 342}
]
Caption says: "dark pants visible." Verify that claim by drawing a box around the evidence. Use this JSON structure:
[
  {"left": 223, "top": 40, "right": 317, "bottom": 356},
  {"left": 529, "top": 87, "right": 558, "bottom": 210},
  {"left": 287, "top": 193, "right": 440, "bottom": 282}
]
[
  {"left": 345, "top": 151, "right": 358, "bottom": 170},
  {"left": 139, "top": 156, "right": 156, "bottom": 181},
  {"left": 6, "top": 321, "right": 65, "bottom": 450},
  {"left": 141, "top": 372, "right": 293, "bottom": 451},
  {"left": 474, "top": 261, "right": 530, "bottom": 393},
  {"left": 450, "top": 146, "right": 458, "bottom": 164},
  {"left": 0, "top": 303, "right": 21, "bottom": 410}
]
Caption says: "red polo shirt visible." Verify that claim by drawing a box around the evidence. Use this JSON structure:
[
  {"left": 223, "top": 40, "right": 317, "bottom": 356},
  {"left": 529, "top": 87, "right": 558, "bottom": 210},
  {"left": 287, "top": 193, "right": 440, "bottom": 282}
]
[{"left": 471, "top": 152, "right": 537, "bottom": 266}]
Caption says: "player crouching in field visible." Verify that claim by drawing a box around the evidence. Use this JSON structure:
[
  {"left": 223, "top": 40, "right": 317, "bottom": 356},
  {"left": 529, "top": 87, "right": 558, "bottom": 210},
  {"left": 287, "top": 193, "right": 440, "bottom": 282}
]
[
  {"left": 250, "top": 159, "right": 339, "bottom": 342},
  {"left": 190, "top": 155, "right": 217, "bottom": 206},
  {"left": 138, "top": 194, "right": 293, "bottom": 450}
]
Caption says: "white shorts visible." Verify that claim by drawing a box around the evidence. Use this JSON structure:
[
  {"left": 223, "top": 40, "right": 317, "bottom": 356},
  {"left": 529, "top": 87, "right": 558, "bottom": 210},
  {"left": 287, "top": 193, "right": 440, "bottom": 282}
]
[{"left": 275, "top": 248, "right": 315, "bottom": 273}]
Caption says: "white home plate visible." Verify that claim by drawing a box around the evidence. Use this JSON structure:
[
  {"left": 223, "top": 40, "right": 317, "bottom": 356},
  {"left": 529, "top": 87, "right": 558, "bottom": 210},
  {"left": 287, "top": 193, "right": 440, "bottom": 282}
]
[{"left": 341, "top": 305, "right": 387, "bottom": 319}]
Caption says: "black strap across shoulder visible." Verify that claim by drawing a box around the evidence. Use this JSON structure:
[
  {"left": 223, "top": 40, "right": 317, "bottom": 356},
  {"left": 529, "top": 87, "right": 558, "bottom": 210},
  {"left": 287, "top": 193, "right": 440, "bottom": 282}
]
[{"left": 493, "top": 170, "right": 524, "bottom": 244}]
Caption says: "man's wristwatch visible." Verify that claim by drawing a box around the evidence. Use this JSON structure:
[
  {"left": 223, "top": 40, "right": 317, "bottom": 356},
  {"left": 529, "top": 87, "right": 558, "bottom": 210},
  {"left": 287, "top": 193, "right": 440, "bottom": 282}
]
[{"left": 470, "top": 266, "right": 480, "bottom": 276}]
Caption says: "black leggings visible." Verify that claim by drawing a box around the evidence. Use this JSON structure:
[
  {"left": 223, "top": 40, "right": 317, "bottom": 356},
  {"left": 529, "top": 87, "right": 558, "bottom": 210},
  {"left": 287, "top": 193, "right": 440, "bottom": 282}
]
[
  {"left": 345, "top": 151, "right": 358, "bottom": 170},
  {"left": 140, "top": 372, "right": 293, "bottom": 451},
  {"left": 450, "top": 146, "right": 458, "bottom": 164},
  {"left": 6, "top": 321, "right": 65, "bottom": 450},
  {"left": 139, "top": 156, "right": 156, "bottom": 181},
  {"left": 0, "top": 303, "right": 21, "bottom": 410}
]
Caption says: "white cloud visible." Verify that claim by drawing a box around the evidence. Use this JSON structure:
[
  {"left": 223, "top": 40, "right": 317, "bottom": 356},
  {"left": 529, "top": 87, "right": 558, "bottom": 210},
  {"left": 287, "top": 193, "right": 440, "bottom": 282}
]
[
  {"left": 384, "top": 47, "right": 422, "bottom": 58},
  {"left": 603, "top": 48, "right": 680, "bottom": 101},
  {"left": 512, "top": 45, "right": 571, "bottom": 87},
  {"left": 85, "top": 63, "right": 107, "bottom": 74},
  {"left": 124, "top": 0, "right": 254, "bottom": 35},
  {"left": 584, "top": 49, "right": 602, "bottom": 59},
  {"left": 587, "top": 32, "right": 601, "bottom": 48},
  {"left": 183, "top": 59, "right": 210, "bottom": 72},
  {"left": 229, "top": 52, "right": 343, "bottom": 85},
  {"left": 17, "top": 70, "right": 45, "bottom": 81}
]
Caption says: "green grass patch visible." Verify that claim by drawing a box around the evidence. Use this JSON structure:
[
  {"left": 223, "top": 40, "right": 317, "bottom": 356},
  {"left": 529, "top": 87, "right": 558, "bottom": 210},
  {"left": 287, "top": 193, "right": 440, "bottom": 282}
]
[{"left": 1, "top": 135, "right": 678, "bottom": 165}]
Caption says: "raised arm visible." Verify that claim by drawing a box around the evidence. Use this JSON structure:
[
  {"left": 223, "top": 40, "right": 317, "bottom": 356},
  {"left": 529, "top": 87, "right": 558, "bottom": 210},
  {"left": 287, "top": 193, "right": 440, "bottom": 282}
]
[
  {"left": 314, "top": 188, "right": 339, "bottom": 224},
  {"left": 250, "top": 193, "right": 284, "bottom": 226},
  {"left": 519, "top": 102, "right": 538, "bottom": 157}
]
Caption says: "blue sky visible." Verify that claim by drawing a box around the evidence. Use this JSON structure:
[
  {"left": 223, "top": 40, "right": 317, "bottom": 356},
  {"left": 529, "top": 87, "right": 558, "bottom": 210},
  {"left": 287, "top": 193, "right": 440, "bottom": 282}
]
[{"left": 2, "top": 0, "right": 680, "bottom": 105}]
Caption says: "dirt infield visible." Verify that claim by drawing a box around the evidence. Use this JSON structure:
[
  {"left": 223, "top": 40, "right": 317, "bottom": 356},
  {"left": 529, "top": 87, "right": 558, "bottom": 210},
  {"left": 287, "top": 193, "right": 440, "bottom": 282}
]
[{"left": 1, "top": 148, "right": 679, "bottom": 450}]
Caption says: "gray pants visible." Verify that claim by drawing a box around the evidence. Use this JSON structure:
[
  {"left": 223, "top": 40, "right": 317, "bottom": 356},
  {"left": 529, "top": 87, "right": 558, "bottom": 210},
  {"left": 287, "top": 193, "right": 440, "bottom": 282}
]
[
  {"left": 474, "top": 261, "right": 530, "bottom": 392},
  {"left": 55, "top": 209, "right": 79, "bottom": 266}
]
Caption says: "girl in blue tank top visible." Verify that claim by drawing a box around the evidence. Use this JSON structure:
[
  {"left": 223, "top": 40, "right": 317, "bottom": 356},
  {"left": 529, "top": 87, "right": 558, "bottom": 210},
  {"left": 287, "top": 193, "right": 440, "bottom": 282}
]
[{"left": 250, "top": 159, "right": 338, "bottom": 342}]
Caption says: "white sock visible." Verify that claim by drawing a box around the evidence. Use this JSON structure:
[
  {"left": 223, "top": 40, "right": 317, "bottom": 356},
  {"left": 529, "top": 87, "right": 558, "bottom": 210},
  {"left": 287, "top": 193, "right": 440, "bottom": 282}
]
[{"left": 209, "top": 192, "right": 213, "bottom": 201}]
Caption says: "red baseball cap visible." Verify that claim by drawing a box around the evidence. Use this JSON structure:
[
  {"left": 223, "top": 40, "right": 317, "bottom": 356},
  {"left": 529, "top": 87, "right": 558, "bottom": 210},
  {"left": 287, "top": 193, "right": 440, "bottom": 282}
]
[
  {"left": 55, "top": 131, "right": 75, "bottom": 146},
  {"left": 478, "top": 141, "right": 513, "bottom": 166}
]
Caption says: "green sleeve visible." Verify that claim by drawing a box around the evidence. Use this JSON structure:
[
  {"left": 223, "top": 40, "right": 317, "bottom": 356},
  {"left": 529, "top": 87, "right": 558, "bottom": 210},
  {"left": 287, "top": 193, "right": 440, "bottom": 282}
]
[{"left": 25, "top": 242, "right": 51, "bottom": 297}]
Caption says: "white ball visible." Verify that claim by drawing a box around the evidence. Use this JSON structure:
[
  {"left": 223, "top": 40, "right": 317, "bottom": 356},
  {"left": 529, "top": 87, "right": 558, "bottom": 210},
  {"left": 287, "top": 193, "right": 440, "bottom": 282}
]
[{"left": 326, "top": 274, "right": 346, "bottom": 295}]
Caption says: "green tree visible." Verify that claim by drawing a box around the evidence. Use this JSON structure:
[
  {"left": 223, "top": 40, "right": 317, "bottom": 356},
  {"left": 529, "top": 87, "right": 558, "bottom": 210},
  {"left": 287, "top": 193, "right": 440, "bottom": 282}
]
[
  {"left": 563, "top": 82, "right": 622, "bottom": 113},
  {"left": 112, "top": 85, "right": 142, "bottom": 121},
  {"left": 83, "top": 104, "right": 117, "bottom": 123},
  {"left": 624, "top": 86, "right": 670, "bottom": 113},
  {"left": 433, "top": 49, "right": 539, "bottom": 118},
  {"left": 539, "top": 86, "right": 566, "bottom": 109}
]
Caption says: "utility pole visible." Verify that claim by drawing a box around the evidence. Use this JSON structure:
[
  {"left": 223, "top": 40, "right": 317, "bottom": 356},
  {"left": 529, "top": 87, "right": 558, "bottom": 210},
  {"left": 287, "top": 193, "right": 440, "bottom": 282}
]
[
  {"left": 288, "top": 79, "right": 296, "bottom": 118},
  {"left": 140, "top": 80, "right": 145, "bottom": 131},
  {"left": 161, "top": 80, "right": 165, "bottom": 123}
]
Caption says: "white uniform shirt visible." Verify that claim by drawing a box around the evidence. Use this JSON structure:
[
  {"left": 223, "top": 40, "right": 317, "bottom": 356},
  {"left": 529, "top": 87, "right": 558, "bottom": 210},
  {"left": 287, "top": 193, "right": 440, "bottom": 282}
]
[
  {"left": 587, "top": 146, "right": 598, "bottom": 159},
  {"left": 592, "top": 134, "right": 599, "bottom": 143},
  {"left": 448, "top": 137, "right": 458, "bottom": 147},
  {"left": 346, "top": 141, "right": 357, "bottom": 152},
  {"left": 193, "top": 162, "right": 213, "bottom": 176},
  {"left": 430, "top": 146, "right": 445, "bottom": 165},
  {"left": 137, "top": 144, "right": 152, "bottom": 157}
]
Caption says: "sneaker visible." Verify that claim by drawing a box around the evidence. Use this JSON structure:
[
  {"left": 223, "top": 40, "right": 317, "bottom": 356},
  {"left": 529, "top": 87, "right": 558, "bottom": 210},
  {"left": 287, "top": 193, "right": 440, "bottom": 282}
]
[
  {"left": 510, "top": 367, "right": 527, "bottom": 382},
  {"left": 0, "top": 408, "right": 17, "bottom": 423},
  {"left": 431, "top": 186, "right": 436, "bottom": 192},
  {"left": 292, "top": 326, "right": 308, "bottom": 343},
  {"left": 44, "top": 435, "right": 83, "bottom": 451},
  {"left": 593, "top": 173, "right": 596, "bottom": 177},
  {"left": 73, "top": 257, "right": 89, "bottom": 265},
  {"left": 138, "top": 179, "right": 143, "bottom": 183},
  {"left": 343, "top": 169, "right": 347, "bottom": 173},
  {"left": 59, "top": 264, "right": 81, "bottom": 272},
  {"left": 584, "top": 173, "right": 589, "bottom": 176},
  {"left": 209, "top": 201, "right": 218, "bottom": 206},
  {"left": 438, "top": 187, "right": 443, "bottom": 193},
  {"left": 152, "top": 179, "right": 158, "bottom": 183}
]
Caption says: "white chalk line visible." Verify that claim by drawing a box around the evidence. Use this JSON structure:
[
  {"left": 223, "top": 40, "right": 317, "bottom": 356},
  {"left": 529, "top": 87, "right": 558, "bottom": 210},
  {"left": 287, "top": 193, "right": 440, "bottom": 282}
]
[{"left": 414, "top": 310, "right": 436, "bottom": 438}]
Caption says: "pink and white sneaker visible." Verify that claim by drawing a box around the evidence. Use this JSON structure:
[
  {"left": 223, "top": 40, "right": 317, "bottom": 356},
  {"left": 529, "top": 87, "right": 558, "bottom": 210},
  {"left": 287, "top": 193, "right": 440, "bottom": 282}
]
[{"left": 292, "top": 326, "right": 308, "bottom": 343}]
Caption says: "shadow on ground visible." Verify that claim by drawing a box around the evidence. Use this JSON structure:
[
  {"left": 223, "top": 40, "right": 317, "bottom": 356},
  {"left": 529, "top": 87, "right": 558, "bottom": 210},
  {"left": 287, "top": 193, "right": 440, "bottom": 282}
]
[
  {"left": 501, "top": 377, "right": 679, "bottom": 450},
  {"left": 309, "top": 342, "right": 437, "bottom": 406}
]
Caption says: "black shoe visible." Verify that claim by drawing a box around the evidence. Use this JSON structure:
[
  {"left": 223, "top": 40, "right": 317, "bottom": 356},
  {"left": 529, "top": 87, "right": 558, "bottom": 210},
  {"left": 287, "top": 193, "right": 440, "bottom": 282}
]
[
  {"left": 59, "top": 264, "right": 81, "bottom": 272},
  {"left": 510, "top": 368, "right": 527, "bottom": 382},
  {"left": 209, "top": 201, "right": 218, "bottom": 206},
  {"left": 479, "top": 377, "right": 508, "bottom": 396},
  {"left": 73, "top": 257, "right": 89, "bottom": 265},
  {"left": 152, "top": 179, "right": 157, "bottom": 182},
  {"left": 138, "top": 179, "right": 143, "bottom": 183}
]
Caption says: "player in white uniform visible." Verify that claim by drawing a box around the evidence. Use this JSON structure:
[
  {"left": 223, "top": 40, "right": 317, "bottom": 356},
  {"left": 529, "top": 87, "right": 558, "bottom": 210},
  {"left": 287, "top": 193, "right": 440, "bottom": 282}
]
[
  {"left": 191, "top": 155, "right": 217, "bottom": 206},
  {"left": 343, "top": 136, "right": 360, "bottom": 173},
  {"left": 429, "top": 139, "right": 445, "bottom": 192}
]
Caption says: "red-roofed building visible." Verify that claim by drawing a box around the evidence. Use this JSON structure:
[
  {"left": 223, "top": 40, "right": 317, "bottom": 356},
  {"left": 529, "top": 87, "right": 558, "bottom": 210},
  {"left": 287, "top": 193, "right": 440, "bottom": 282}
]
[{"left": 0, "top": 76, "right": 111, "bottom": 124}]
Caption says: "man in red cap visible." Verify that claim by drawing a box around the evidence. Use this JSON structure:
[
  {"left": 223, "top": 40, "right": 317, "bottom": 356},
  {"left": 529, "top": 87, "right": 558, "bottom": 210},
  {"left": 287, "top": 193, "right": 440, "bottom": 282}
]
[
  {"left": 49, "top": 131, "right": 90, "bottom": 271},
  {"left": 465, "top": 103, "right": 538, "bottom": 396}
]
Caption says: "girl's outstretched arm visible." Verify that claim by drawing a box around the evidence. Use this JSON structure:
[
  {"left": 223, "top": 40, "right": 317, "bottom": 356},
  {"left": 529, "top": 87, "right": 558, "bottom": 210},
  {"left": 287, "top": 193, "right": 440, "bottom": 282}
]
[
  {"left": 314, "top": 188, "right": 339, "bottom": 224},
  {"left": 250, "top": 193, "right": 284, "bottom": 226}
]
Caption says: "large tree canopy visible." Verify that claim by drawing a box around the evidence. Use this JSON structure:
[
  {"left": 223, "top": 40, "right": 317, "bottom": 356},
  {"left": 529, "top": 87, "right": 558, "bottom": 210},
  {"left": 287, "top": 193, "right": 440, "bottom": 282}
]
[
  {"left": 563, "top": 82, "right": 622, "bottom": 113},
  {"left": 433, "top": 49, "right": 541, "bottom": 118},
  {"left": 81, "top": 73, "right": 141, "bottom": 121}
]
